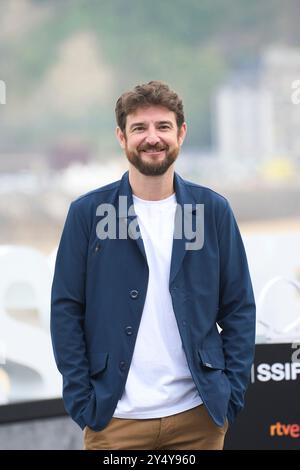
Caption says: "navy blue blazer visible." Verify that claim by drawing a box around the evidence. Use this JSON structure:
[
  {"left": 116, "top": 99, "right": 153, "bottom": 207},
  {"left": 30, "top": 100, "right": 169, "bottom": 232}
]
[{"left": 50, "top": 170, "right": 256, "bottom": 431}]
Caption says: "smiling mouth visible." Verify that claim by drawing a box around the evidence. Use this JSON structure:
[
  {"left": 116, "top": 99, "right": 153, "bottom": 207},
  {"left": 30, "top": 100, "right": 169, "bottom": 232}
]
[{"left": 141, "top": 149, "right": 165, "bottom": 155}]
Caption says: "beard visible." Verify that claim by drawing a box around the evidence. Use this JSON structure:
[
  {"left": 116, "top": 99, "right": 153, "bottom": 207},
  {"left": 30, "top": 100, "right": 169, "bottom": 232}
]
[{"left": 124, "top": 142, "right": 179, "bottom": 176}]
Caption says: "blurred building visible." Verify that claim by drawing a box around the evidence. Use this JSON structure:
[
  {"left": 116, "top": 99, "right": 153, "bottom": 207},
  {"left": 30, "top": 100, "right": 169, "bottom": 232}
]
[
  {"left": 215, "top": 46, "right": 300, "bottom": 165},
  {"left": 262, "top": 46, "right": 300, "bottom": 161},
  {"left": 0, "top": 153, "right": 47, "bottom": 173},
  {"left": 48, "top": 139, "right": 92, "bottom": 170}
]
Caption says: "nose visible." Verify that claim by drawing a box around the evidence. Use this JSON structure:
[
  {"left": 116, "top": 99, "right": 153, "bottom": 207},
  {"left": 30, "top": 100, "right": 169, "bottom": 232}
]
[{"left": 145, "top": 127, "right": 160, "bottom": 145}]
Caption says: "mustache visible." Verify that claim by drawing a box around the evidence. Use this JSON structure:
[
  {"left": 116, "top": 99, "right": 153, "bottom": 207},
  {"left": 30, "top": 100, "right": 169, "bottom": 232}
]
[{"left": 138, "top": 143, "right": 167, "bottom": 152}]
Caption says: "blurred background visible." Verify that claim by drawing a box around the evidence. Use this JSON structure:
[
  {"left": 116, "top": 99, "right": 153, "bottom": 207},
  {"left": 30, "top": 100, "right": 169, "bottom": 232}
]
[{"left": 0, "top": 0, "right": 300, "bottom": 449}]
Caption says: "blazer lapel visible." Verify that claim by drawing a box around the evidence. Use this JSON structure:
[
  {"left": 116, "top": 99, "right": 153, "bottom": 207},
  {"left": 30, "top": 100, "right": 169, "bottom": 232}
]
[
  {"left": 169, "top": 172, "right": 198, "bottom": 286},
  {"left": 118, "top": 171, "right": 148, "bottom": 263}
]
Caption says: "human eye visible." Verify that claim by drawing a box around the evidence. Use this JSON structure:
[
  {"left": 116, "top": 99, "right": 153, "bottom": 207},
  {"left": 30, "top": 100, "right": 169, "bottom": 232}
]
[
  {"left": 159, "top": 124, "right": 171, "bottom": 130},
  {"left": 132, "top": 125, "right": 145, "bottom": 132}
]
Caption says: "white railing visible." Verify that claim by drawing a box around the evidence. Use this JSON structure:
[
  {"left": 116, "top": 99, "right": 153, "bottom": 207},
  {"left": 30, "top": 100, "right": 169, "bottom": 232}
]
[{"left": 256, "top": 275, "right": 300, "bottom": 343}]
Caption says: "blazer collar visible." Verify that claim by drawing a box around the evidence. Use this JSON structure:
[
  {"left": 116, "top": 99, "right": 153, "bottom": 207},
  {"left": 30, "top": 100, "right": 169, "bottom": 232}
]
[{"left": 118, "top": 170, "right": 197, "bottom": 213}]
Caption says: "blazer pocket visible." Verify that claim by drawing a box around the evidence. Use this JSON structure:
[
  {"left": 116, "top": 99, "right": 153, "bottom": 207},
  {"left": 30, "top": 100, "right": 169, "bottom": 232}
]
[
  {"left": 198, "top": 347, "right": 225, "bottom": 370},
  {"left": 88, "top": 352, "right": 109, "bottom": 377}
]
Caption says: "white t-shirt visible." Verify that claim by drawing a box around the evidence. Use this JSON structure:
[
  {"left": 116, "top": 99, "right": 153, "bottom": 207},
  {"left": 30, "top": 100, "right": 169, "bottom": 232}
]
[{"left": 113, "top": 192, "right": 202, "bottom": 419}]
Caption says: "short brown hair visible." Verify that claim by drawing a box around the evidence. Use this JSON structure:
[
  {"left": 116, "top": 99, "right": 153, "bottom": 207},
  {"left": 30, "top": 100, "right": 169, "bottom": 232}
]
[{"left": 115, "top": 80, "right": 185, "bottom": 133}]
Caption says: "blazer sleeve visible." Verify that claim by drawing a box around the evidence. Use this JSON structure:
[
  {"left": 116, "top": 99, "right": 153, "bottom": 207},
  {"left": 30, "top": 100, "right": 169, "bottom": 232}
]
[
  {"left": 50, "top": 200, "right": 92, "bottom": 429},
  {"left": 216, "top": 201, "right": 256, "bottom": 424}
]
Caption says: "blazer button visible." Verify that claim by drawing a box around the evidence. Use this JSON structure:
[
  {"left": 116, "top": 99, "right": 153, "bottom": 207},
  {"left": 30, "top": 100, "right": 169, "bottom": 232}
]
[
  {"left": 125, "top": 326, "right": 133, "bottom": 336},
  {"left": 130, "top": 289, "right": 139, "bottom": 299},
  {"left": 94, "top": 243, "right": 100, "bottom": 253},
  {"left": 119, "top": 361, "right": 126, "bottom": 371}
]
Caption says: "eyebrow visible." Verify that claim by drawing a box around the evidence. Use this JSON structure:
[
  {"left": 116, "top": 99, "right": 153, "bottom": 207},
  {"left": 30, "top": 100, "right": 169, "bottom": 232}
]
[{"left": 129, "top": 120, "right": 174, "bottom": 130}]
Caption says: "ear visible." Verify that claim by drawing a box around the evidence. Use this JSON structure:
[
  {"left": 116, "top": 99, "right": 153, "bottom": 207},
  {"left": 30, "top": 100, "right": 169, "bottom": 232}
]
[
  {"left": 116, "top": 127, "right": 126, "bottom": 149},
  {"left": 178, "top": 122, "right": 187, "bottom": 146}
]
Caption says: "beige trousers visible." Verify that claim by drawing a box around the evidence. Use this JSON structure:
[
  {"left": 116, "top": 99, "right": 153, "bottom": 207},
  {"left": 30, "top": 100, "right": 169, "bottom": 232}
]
[{"left": 83, "top": 404, "right": 228, "bottom": 450}]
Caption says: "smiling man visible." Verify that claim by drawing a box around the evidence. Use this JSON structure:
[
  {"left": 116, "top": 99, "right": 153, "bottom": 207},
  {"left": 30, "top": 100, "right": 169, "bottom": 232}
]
[{"left": 51, "top": 81, "right": 256, "bottom": 450}]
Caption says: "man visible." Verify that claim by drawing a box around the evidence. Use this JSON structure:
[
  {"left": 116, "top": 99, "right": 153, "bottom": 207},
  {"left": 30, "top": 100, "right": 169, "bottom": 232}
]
[{"left": 50, "top": 81, "right": 256, "bottom": 450}]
